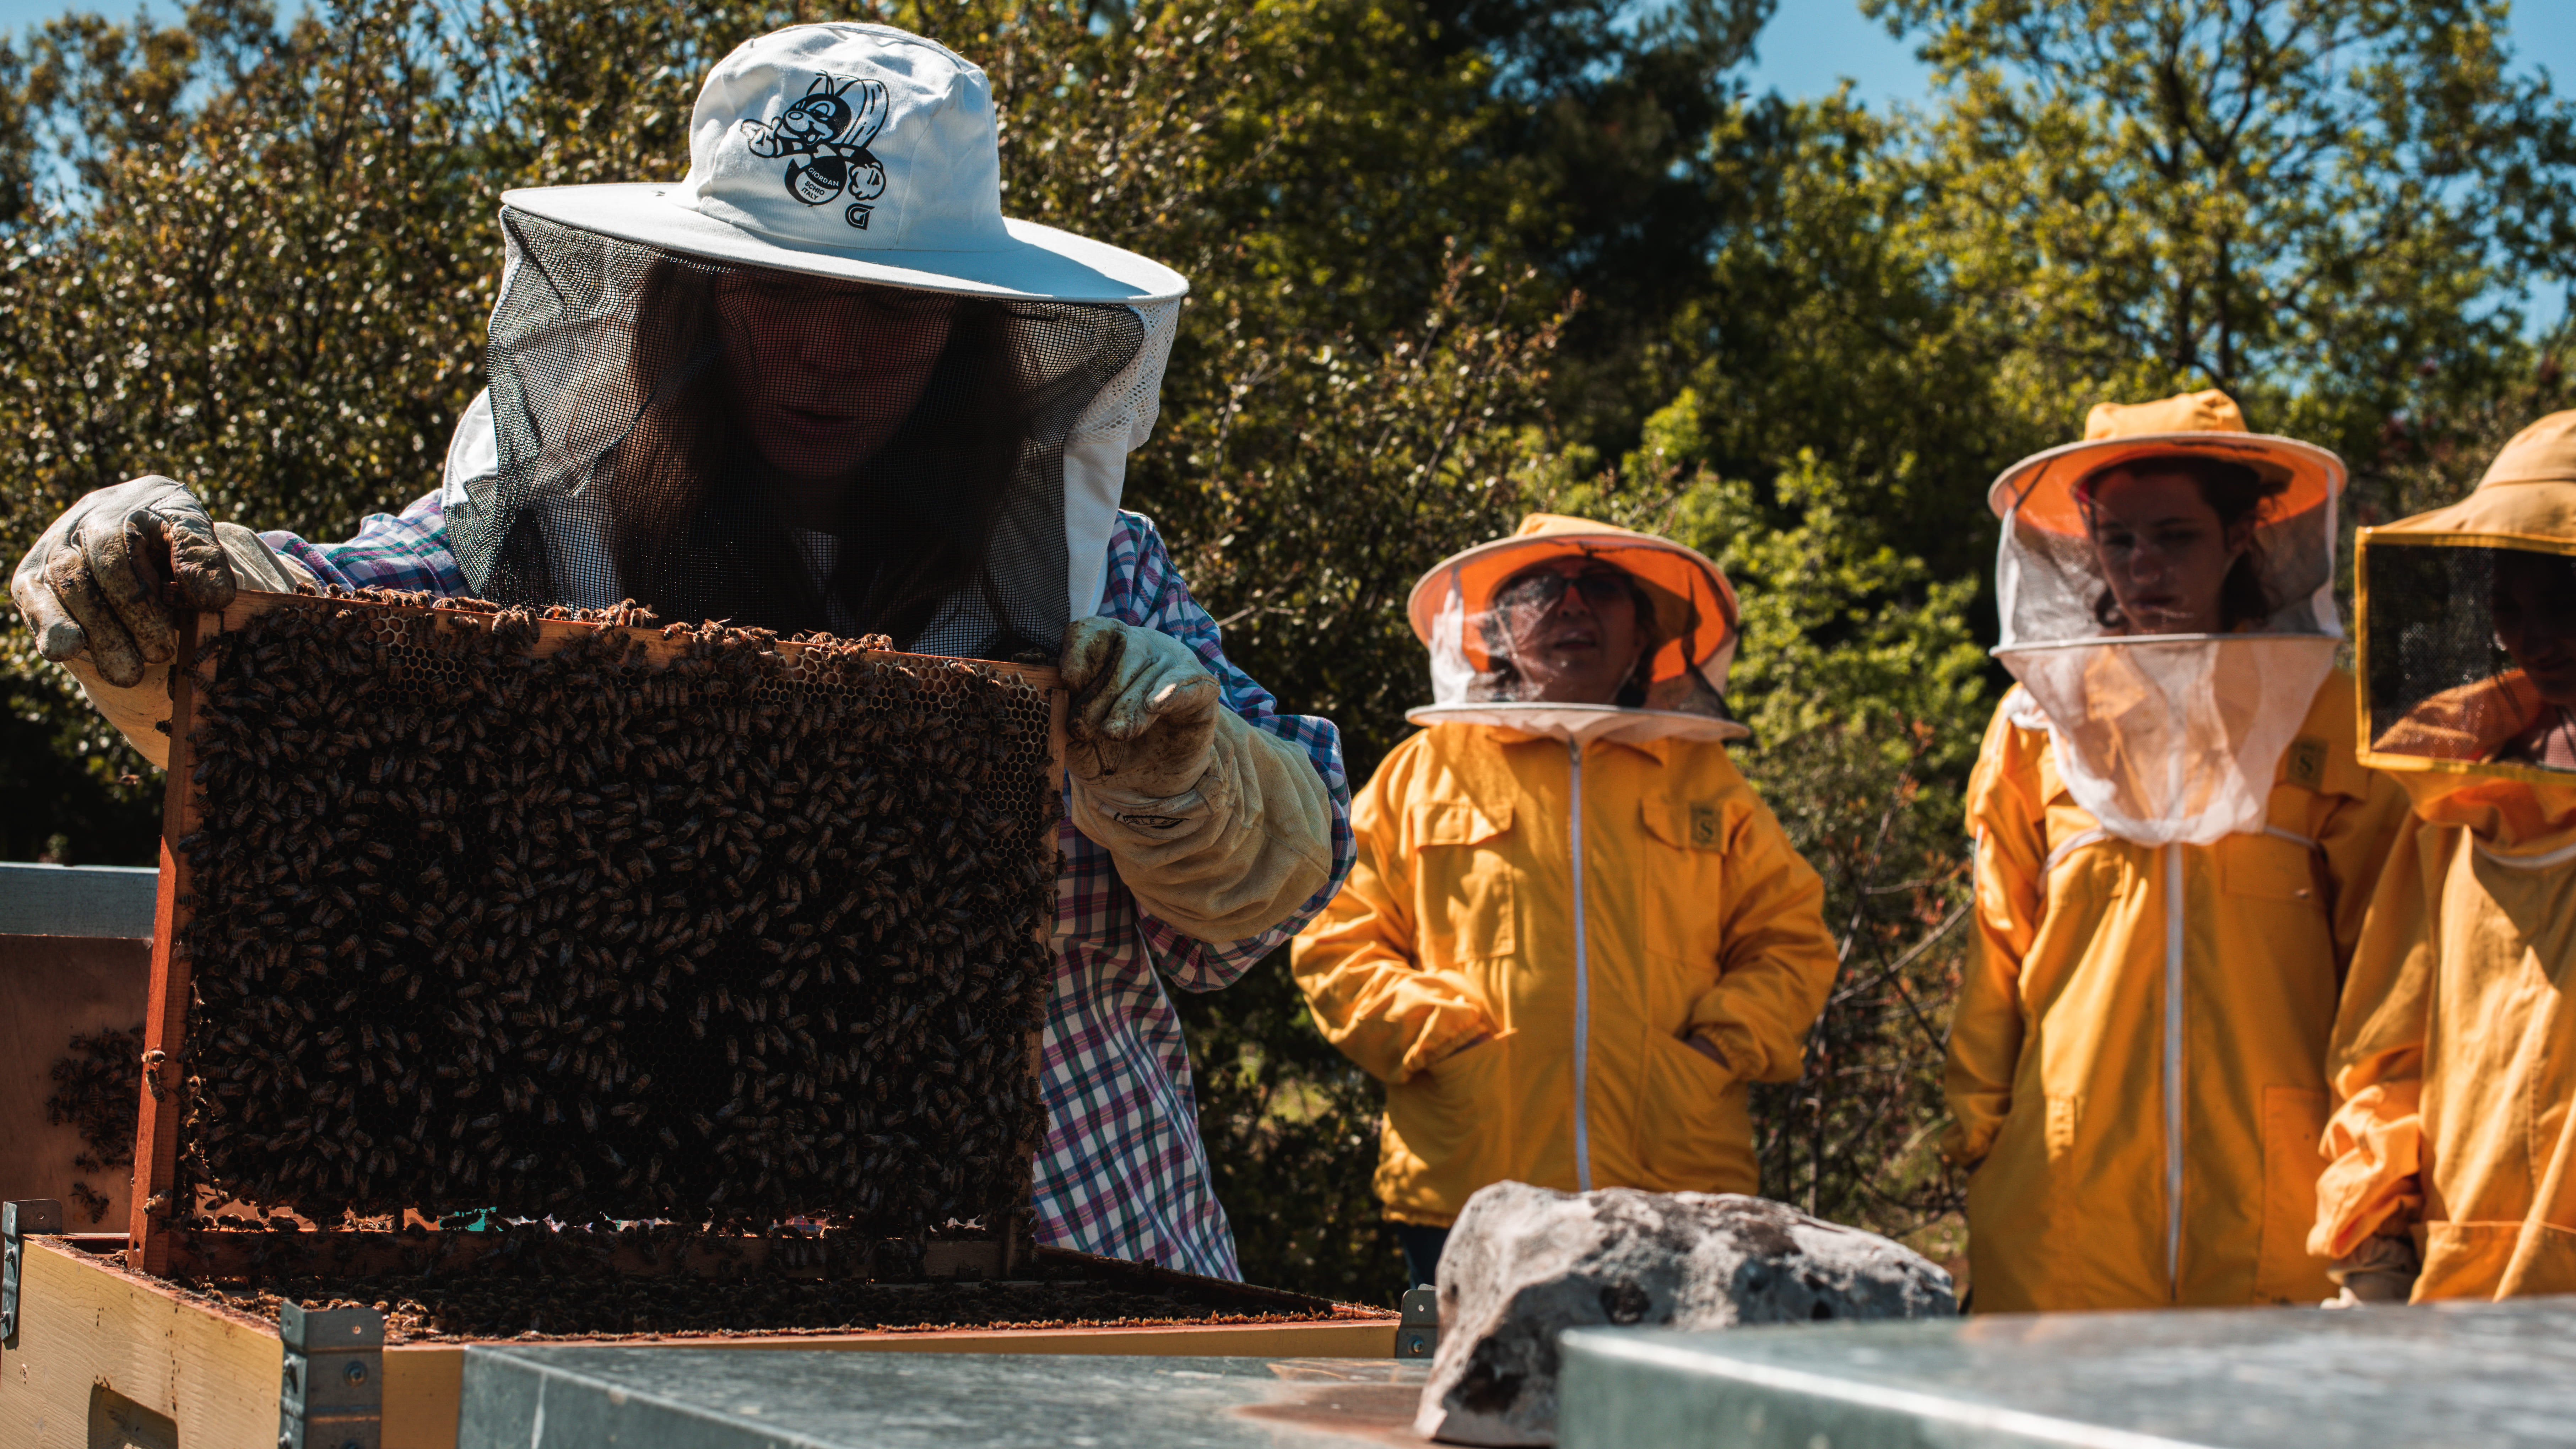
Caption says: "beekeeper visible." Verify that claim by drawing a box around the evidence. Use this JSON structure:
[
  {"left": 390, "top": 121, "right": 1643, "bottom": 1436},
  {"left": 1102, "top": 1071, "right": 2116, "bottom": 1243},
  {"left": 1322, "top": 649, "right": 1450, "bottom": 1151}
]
[
  {"left": 7, "top": 22, "right": 1348, "bottom": 1281},
  {"left": 1944, "top": 390, "right": 2408, "bottom": 1312},
  {"left": 2311, "top": 411, "right": 2576, "bottom": 1304},
  {"left": 1291, "top": 514, "right": 1838, "bottom": 1286}
]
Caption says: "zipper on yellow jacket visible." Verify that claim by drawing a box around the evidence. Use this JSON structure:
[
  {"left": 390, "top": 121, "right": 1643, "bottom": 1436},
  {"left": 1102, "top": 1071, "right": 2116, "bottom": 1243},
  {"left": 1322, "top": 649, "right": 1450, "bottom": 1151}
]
[
  {"left": 2163, "top": 842, "right": 2183, "bottom": 1298},
  {"left": 1569, "top": 738, "right": 1593, "bottom": 1190}
]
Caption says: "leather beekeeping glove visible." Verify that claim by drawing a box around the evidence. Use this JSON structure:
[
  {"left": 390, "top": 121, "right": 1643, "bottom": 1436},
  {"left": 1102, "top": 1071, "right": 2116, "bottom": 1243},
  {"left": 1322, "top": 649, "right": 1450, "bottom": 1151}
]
[
  {"left": 1062, "top": 617, "right": 1222, "bottom": 798},
  {"left": 11, "top": 477, "right": 312, "bottom": 769},
  {"left": 1060, "top": 618, "right": 1335, "bottom": 944},
  {"left": 2320, "top": 1233, "right": 2419, "bottom": 1308},
  {"left": 15, "top": 476, "right": 241, "bottom": 687}
]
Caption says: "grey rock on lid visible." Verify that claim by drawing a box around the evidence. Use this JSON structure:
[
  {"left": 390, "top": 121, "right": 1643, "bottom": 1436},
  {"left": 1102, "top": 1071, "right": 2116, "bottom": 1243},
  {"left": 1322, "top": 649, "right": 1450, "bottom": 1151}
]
[{"left": 1417, "top": 1181, "right": 1957, "bottom": 1446}]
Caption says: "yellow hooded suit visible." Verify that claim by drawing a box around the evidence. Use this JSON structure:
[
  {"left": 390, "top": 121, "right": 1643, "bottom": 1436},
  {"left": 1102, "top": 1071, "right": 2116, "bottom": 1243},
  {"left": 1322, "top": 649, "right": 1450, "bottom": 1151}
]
[
  {"left": 2313, "top": 411, "right": 2576, "bottom": 1302},
  {"left": 1948, "top": 393, "right": 2410, "bottom": 1311}
]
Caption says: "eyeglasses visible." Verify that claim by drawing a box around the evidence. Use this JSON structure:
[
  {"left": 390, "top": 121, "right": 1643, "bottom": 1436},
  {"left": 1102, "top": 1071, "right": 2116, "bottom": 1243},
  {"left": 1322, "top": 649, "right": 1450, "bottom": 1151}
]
[{"left": 1495, "top": 567, "right": 1633, "bottom": 613}]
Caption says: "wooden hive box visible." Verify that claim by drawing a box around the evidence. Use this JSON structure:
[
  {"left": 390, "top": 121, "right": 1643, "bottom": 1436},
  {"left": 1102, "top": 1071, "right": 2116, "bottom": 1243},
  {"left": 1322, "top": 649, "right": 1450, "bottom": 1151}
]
[
  {"left": 0, "top": 865, "right": 155, "bottom": 1234},
  {"left": 1, "top": 589, "right": 1396, "bottom": 1449}
]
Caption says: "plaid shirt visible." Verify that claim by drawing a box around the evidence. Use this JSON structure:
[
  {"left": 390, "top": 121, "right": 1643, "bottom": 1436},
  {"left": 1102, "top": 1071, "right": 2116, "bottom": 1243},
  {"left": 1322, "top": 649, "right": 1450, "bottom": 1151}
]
[{"left": 267, "top": 496, "right": 1355, "bottom": 1279}]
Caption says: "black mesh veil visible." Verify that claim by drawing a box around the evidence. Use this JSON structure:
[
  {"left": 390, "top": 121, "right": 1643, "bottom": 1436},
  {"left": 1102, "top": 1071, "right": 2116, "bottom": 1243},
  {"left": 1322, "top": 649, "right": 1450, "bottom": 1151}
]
[
  {"left": 2361, "top": 538, "right": 2576, "bottom": 773},
  {"left": 446, "top": 209, "right": 1150, "bottom": 660}
]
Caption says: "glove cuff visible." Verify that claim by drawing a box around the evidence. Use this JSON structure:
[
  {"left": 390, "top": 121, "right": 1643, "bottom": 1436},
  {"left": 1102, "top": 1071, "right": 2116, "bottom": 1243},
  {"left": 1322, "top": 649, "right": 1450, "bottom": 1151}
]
[{"left": 214, "top": 523, "right": 316, "bottom": 595}]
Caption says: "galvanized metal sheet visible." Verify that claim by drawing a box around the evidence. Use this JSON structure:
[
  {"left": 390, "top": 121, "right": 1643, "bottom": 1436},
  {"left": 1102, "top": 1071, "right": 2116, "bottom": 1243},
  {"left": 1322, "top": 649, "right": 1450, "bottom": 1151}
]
[
  {"left": 458, "top": 1349, "right": 1428, "bottom": 1449},
  {"left": 0, "top": 863, "right": 157, "bottom": 940},
  {"left": 1560, "top": 1298, "right": 2576, "bottom": 1449}
]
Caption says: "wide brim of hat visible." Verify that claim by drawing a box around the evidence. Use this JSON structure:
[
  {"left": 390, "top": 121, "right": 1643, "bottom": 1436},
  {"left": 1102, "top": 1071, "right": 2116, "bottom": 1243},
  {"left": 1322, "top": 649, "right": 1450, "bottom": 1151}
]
[
  {"left": 1404, "top": 528, "right": 1737, "bottom": 667},
  {"left": 1988, "top": 432, "right": 2344, "bottom": 536},
  {"left": 501, "top": 183, "right": 1189, "bottom": 304},
  {"left": 2367, "top": 477, "right": 2576, "bottom": 548},
  {"left": 1406, "top": 702, "right": 1752, "bottom": 745}
]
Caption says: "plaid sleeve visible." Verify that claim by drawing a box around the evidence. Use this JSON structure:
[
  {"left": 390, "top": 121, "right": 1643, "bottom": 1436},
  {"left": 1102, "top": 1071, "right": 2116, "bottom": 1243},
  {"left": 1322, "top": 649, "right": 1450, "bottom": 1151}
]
[
  {"left": 1098, "top": 512, "right": 1356, "bottom": 992},
  {"left": 261, "top": 492, "right": 470, "bottom": 596}
]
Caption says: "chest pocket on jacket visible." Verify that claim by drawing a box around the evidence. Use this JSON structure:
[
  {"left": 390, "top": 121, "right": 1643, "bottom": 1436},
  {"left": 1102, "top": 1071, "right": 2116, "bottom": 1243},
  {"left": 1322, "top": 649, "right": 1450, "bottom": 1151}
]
[
  {"left": 1416, "top": 799, "right": 1516, "bottom": 961},
  {"left": 1641, "top": 798, "right": 1732, "bottom": 854},
  {"left": 1638, "top": 796, "right": 1733, "bottom": 1005},
  {"left": 2220, "top": 829, "right": 2323, "bottom": 906}
]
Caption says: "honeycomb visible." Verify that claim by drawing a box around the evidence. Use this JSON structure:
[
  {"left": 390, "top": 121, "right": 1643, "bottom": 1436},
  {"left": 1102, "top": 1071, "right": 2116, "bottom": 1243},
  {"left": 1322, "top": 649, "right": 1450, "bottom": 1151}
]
[{"left": 167, "top": 588, "right": 1060, "bottom": 1239}]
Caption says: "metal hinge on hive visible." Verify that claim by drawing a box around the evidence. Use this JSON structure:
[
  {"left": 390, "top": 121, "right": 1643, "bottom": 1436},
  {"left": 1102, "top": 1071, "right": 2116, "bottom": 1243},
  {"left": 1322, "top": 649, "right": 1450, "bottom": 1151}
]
[
  {"left": 278, "top": 1299, "right": 386, "bottom": 1449},
  {"left": 1397, "top": 1285, "right": 1439, "bottom": 1359},
  {"left": 1, "top": 1198, "right": 61, "bottom": 1343}
]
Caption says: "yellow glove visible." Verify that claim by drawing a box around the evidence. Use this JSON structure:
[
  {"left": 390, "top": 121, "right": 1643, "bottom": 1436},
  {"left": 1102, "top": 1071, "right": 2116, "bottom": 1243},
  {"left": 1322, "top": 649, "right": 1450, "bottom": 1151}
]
[{"left": 1059, "top": 618, "right": 1333, "bottom": 944}]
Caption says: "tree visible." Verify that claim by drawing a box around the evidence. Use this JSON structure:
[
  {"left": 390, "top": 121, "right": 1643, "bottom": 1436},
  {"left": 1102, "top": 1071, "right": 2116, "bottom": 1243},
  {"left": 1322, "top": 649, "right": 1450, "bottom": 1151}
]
[
  {"left": 1877, "top": 0, "right": 2576, "bottom": 460},
  {"left": 0, "top": 0, "right": 493, "bottom": 860}
]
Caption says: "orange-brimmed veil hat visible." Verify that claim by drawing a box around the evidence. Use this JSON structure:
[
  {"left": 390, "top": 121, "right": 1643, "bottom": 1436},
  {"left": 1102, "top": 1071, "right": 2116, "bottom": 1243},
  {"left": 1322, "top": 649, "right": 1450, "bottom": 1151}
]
[
  {"left": 2355, "top": 410, "right": 2576, "bottom": 843},
  {"left": 1989, "top": 390, "right": 2348, "bottom": 845},
  {"left": 1404, "top": 514, "right": 1747, "bottom": 745}
]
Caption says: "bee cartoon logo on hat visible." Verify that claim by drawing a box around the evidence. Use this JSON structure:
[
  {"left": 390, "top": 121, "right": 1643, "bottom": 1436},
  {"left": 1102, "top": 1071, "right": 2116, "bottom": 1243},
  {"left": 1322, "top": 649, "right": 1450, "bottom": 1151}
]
[{"left": 740, "top": 74, "right": 891, "bottom": 230}]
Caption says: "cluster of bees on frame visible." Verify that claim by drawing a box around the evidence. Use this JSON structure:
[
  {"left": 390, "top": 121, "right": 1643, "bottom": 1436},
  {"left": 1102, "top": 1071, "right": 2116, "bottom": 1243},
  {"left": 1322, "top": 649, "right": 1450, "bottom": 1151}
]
[{"left": 170, "top": 587, "right": 1061, "bottom": 1238}]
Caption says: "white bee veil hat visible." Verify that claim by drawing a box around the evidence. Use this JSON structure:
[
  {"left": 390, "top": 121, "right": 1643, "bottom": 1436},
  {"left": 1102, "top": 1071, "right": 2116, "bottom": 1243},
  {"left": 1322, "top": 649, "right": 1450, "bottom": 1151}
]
[
  {"left": 502, "top": 22, "right": 1186, "bottom": 305},
  {"left": 443, "top": 22, "right": 1186, "bottom": 639}
]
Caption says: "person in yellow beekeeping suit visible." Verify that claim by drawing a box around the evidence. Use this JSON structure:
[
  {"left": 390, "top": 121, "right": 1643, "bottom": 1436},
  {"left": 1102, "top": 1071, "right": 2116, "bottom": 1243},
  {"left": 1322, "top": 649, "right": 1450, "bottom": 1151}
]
[
  {"left": 2311, "top": 411, "right": 2576, "bottom": 1304},
  {"left": 1945, "top": 391, "right": 2410, "bottom": 1312},
  {"left": 1291, "top": 515, "right": 1839, "bottom": 1288}
]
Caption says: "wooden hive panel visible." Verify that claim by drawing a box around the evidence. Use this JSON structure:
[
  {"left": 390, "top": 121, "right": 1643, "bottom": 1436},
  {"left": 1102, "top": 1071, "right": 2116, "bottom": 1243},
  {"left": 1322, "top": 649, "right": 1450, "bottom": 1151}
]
[{"left": 134, "top": 587, "right": 1067, "bottom": 1273}]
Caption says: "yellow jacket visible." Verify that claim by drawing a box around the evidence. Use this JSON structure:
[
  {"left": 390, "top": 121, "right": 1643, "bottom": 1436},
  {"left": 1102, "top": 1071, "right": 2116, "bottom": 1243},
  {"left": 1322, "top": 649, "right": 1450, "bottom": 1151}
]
[
  {"left": 1946, "top": 671, "right": 2408, "bottom": 1312},
  {"left": 2310, "top": 784, "right": 2576, "bottom": 1300},
  {"left": 2312, "top": 451, "right": 2576, "bottom": 1301},
  {"left": 1290, "top": 723, "right": 1838, "bottom": 1225}
]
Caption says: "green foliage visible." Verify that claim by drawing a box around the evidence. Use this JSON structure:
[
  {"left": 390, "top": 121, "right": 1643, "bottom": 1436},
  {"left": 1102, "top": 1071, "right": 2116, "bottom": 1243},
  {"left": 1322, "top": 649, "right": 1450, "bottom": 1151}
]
[
  {"left": 0, "top": 666, "right": 156, "bottom": 863},
  {"left": 1878, "top": 0, "right": 2576, "bottom": 460},
  {"left": 1662, "top": 93, "right": 2049, "bottom": 587},
  {"left": 1156, "top": 256, "right": 1569, "bottom": 779},
  {"left": 2360, "top": 321, "right": 2576, "bottom": 525},
  {"left": 1743, "top": 715, "right": 1968, "bottom": 1251}
]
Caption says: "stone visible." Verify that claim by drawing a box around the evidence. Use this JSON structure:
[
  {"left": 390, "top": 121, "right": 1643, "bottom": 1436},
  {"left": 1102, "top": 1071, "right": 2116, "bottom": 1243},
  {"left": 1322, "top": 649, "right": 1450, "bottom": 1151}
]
[{"left": 1415, "top": 1182, "right": 1957, "bottom": 1446}]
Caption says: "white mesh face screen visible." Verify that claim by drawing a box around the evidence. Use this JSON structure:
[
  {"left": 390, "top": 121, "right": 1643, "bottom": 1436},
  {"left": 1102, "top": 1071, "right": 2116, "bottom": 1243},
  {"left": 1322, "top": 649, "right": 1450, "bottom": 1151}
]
[
  {"left": 2002, "top": 636, "right": 2338, "bottom": 844},
  {"left": 1996, "top": 495, "right": 2340, "bottom": 649},
  {"left": 1994, "top": 461, "right": 2343, "bottom": 845},
  {"left": 448, "top": 209, "right": 1167, "bottom": 660},
  {"left": 1408, "top": 548, "right": 1749, "bottom": 747},
  {"left": 2361, "top": 540, "right": 2576, "bottom": 775}
]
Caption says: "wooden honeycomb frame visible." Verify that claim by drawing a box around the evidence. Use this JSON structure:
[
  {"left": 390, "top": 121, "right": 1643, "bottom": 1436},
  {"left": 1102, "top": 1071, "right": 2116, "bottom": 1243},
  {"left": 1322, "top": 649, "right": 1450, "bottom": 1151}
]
[{"left": 129, "top": 588, "right": 1068, "bottom": 1280}]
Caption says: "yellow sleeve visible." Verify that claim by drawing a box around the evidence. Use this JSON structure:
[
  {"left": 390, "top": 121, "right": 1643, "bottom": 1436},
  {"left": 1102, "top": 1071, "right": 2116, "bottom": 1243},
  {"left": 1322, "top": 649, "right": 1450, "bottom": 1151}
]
[
  {"left": 1942, "top": 699, "right": 2045, "bottom": 1170},
  {"left": 1683, "top": 799, "right": 1838, "bottom": 1085},
  {"left": 1289, "top": 747, "right": 1497, "bottom": 1085},
  {"left": 2316, "top": 763, "right": 2413, "bottom": 981},
  {"left": 2308, "top": 816, "right": 2439, "bottom": 1260}
]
